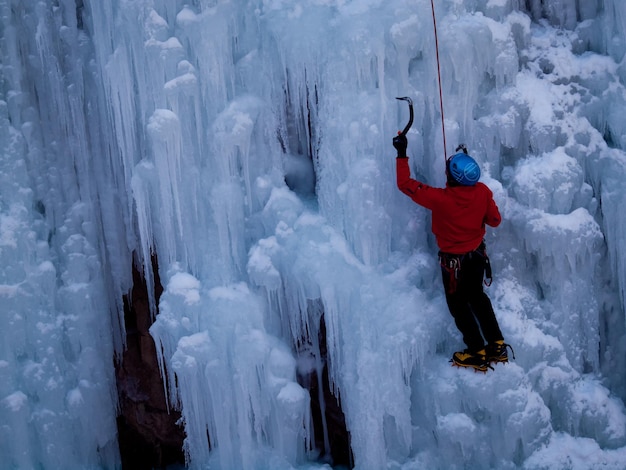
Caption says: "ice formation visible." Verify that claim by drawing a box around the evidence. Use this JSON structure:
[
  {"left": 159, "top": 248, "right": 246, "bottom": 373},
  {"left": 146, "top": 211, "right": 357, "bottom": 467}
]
[{"left": 1, "top": 0, "right": 626, "bottom": 469}]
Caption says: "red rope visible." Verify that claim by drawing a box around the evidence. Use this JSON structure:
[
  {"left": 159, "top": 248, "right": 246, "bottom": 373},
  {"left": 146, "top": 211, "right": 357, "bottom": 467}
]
[{"left": 431, "top": 0, "right": 447, "bottom": 161}]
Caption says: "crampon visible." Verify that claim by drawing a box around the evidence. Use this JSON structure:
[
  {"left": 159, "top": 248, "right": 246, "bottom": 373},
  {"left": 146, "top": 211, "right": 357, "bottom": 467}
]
[
  {"left": 450, "top": 349, "right": 493, "bottom": 373},
  {"left": 486, "top": 341, "right": 515, "bottom": 365}
]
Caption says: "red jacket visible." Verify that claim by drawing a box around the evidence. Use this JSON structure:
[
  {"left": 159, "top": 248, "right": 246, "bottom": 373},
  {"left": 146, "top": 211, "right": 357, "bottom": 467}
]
[{"left": 396, "top": 157, "right": 501, "bottom": 254}]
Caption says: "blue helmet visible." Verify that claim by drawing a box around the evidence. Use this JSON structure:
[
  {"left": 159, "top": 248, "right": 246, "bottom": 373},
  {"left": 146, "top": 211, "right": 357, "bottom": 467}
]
[{"left": 447, "top": 153, "right": 481, "bottom": 186}]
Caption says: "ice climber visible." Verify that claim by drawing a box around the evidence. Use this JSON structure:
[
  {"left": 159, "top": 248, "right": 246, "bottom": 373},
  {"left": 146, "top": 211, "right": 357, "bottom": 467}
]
[{"left": 393, "top": 135, "right": 512, "bottom": 372}]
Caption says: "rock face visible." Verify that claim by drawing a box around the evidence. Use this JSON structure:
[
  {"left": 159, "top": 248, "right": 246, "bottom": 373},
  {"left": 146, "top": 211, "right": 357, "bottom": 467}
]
[
  {"left": 305, "top": 365, "right": 353, "bottom": 467},
  {"left": 115, "top": 260, "right": 185, "bottom": 469},
  {"left": 298, "top": 314, "right": 353, "bottom": 468}
]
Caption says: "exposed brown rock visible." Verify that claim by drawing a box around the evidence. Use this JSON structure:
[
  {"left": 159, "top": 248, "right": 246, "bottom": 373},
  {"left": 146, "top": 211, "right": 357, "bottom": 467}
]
[
  {"left": 297, "top": 313, "right": 353, "bottom": 468},
  {"left": 116, "top": 257, "right": 186, "bottom": 469}
]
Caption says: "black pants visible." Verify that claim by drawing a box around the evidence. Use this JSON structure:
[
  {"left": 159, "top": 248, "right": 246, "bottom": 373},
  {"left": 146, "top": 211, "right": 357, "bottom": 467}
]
[{"left": 440, "top": 246, "right": 503, "bottom": 352}]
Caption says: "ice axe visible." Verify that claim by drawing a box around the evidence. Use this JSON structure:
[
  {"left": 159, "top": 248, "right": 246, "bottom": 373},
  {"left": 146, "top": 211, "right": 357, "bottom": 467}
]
[{"left": 396, "top": 96, "right": 414, "bottom": 136}]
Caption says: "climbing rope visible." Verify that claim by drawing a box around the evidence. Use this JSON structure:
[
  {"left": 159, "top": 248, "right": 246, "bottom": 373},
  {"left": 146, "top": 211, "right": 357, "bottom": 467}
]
[{"left": 430, "top": 0, "right": 448, "bottom": 161}]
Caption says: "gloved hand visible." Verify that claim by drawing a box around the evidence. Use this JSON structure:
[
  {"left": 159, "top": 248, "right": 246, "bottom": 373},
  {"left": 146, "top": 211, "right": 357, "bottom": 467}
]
[{"left": 393, "top": 134, "right": 407, "bottom": 158}]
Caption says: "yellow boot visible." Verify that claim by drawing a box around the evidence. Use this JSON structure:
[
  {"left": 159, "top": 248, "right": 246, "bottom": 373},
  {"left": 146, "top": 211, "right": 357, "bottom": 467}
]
[{"left": 451, "top": 349, "right": 490, "bottom": 372}]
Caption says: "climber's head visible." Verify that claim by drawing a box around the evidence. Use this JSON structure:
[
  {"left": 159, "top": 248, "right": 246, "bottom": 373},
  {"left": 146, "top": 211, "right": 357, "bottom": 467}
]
[{"left": 446, "top": 145, "right": 480, "bottom": 186}]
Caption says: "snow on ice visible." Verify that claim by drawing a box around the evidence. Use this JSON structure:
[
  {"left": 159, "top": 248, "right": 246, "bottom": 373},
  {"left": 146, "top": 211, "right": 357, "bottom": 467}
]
[{"left": 1, "top": 0, "right": 626, "bottom": 469}]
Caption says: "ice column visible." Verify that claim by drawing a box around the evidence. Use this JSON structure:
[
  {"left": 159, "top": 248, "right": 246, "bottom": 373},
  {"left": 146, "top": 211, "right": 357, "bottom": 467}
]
[{"left": 0, "top": 1, "right": 121, "bottom": 466}]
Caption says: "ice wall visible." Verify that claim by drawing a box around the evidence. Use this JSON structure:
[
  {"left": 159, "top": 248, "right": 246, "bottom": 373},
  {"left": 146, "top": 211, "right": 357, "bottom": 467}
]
[
  {"left": 3, "top": 0, "right": 626, "bottom": 469},
  {"left": 145, "top": 0, "right": 626, "bottom": 468},
  {"left": 0, "top": 1, "right": 126, "bottom": 468}
]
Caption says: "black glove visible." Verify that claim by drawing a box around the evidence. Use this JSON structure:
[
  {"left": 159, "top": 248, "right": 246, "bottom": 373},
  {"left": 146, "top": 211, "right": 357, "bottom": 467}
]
[{"left": 393, "top": 134, "right": 407, "bottom": 158}]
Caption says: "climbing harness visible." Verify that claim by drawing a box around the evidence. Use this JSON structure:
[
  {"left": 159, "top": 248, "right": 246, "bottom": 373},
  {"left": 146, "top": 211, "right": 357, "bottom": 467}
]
[{"left": 439, "top": 242, "right": 493, "bottom": 294}]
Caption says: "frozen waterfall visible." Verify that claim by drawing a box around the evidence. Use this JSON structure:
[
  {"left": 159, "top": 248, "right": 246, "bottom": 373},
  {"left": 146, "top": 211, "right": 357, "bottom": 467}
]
[{"left": 2, "top": 0, "right": 626, "bottom": 469}]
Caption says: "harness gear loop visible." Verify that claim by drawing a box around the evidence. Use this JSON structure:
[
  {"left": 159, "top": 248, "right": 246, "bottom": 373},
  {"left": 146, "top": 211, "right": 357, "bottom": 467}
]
[
  {"left": 439, "top": 252, "right": 463, "bottom": 294},
  {"left": 483, "top": 253, "right": 493, "bottom": 287},
  {"left": 476, "top": 242, "right": 493, "bottom": 287}
]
